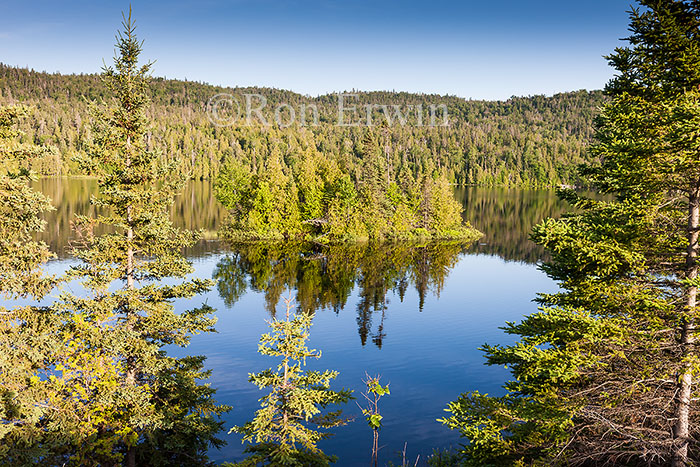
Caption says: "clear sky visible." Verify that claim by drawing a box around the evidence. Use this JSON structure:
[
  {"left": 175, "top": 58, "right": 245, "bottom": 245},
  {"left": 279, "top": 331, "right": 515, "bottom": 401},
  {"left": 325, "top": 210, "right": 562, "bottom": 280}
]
[{"left": 1, "top": 0, "right": 633, "bottom": 100}]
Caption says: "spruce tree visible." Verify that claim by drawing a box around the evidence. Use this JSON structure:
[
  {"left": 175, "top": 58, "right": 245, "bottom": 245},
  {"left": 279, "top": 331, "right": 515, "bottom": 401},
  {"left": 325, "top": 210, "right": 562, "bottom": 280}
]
[
  {"left": 0, "top": 107, "right": 121, "bottom": 466},
  {"left": 65, "top": 9, "right": 227, "bottom": 465},
  {"left": 439, "top": 1, "right": 700, "bottom": 465},
  {"left": 0, "top": 105, "right": 61, "bottom": 464},
  {"left": 0, "top": 105, "right": 56, "bottom": 298},
  {"left": 230, "top": 295, "right": 352, "bottom": 466}
]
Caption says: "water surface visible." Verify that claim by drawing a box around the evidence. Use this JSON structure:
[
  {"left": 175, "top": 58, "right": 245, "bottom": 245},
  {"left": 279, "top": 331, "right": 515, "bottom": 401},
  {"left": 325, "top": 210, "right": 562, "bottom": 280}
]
[{"left": 28, "top": 179, "right": 571, "bottom": 465}]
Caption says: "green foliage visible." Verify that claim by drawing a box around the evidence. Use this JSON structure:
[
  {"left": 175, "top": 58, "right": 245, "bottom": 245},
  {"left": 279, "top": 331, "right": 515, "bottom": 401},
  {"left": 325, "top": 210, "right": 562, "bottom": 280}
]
[
  {"left": 366, "top": 413, "right": 383, "bottom": 430},
  {"left": 0, "top": 108, "right": 129, "bottom": 466},
  {"left": 134, "top": 355, "right": 230, "bottom": 466},
  {"left": 27, "top": 179, "right": 571, "bottom": 268},
  {"left": 426, "top": 448, "right": 467, "bottom": 467},
  {"left": 45, "top": 11, "right": 228, "bottom": 465},
  {"left": 438, "top": 306, "right": 626, "bottom": 466},
  {"left": 359, "top": 375, "right": 390, "bottom": 466},
  {"left": 361, "top": 377, "right": 390, "bottom": 430},
  {"left": 230, "top": 296, "right": 352, "bottom": 466},
  {"left": 1, "top": 14, "right": 231, "bottom": 464},
  {"left": 0, "top": 63, "right": 603, "bottom": 186},
  {"left": 439, "top": 1, "right": 700, "bottom": 465},
  {"left": 0, "top": 105, "right": 57, "bottom": 298},
  {"left": 215, "top": 129, "right": 482, "bottom": 242},
  {"left": 0, "top": 105, "right": 88, "bottom": 466}
]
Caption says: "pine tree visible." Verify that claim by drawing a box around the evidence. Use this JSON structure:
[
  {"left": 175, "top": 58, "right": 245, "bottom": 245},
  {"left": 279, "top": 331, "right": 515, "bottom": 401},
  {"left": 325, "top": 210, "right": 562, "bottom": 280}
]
[
  {"left": 66, "top": 9, "right": 227, "bottom": 465},
  {"left": 230, "top": 295, "right": 352, "bottom": 466},
  {"left": 439, "top": 1, "right": 700, "bottom": 465}
]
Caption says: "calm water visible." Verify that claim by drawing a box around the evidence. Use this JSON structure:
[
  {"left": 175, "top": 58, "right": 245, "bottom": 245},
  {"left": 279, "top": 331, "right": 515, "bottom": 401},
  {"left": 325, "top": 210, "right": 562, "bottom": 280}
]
[{"left": 26, "top": 178, "right": 572, "bottom": 466}]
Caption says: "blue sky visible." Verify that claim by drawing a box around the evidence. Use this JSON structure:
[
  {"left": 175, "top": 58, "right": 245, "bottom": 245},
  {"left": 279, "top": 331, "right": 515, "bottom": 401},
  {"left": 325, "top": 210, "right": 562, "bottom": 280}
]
[{"left": 1, "top": 0, "right": 633, "bottom": 100}]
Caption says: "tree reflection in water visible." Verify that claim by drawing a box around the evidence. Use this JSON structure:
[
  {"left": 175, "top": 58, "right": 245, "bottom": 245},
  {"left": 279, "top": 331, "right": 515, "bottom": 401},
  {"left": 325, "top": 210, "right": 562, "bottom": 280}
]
[{"left": 213, "top": 241, "right": 471, "bottom": 348}]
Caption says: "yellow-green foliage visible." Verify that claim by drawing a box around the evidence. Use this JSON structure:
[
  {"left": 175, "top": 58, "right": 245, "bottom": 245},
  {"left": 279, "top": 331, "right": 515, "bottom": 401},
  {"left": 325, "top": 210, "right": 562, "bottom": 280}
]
[
  {"left": 230, "top": 297, "right": 352, "bottom": 466},
  {"left": 215, "top": 129, "right": 482, "bottom": 243},
  {"left": 3, "top": 12, "right": 229, "bottom": 466}
]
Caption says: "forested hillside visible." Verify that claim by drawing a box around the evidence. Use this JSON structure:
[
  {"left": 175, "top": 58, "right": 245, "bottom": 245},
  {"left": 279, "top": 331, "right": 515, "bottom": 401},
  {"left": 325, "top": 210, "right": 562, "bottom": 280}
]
[{"left": 0, "top": 63, "right": 603, "bottom": 186}]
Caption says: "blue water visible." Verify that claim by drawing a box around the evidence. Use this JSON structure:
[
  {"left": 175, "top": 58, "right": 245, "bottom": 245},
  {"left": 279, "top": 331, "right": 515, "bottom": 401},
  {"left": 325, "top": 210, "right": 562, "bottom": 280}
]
[
  {"left": 164, "top": 246, "right": 559, "bottom": 465},
  {"left": 16, "top": 182, "right": 568, "bottom": 466}
]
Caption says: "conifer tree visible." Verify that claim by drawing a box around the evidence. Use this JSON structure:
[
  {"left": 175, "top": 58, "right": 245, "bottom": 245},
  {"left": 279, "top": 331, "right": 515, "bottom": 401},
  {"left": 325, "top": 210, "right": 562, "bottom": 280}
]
[
  {"left": 230, "top": 295, "right": 352, "bottom": 466},
  {"left": 65, "top": 9, "right": 227, "bottom": 466},
  {"left": 439, "top": 1, "right": 700, "bottom": 465},
  {"left": 0, "top": 106, "right": 121, "bottom": 466},
  {"left": 0, "top": 106, "right": 57, "bottom": 297},
  {"left": 0, "top": 105, "right": 60, "bottom": 463}
]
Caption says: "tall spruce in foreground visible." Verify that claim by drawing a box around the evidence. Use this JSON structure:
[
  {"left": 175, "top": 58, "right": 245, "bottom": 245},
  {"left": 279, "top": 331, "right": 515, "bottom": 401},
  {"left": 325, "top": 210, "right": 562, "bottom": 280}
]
[
  {"left": 229, "top": 296, "right": 352, "bottom": 466},
  {"left": 65, "top": 10, "right": 227, "bottom": 466},
  {"left": 439, "top": 1, "right": 700, "bottom": 465}
]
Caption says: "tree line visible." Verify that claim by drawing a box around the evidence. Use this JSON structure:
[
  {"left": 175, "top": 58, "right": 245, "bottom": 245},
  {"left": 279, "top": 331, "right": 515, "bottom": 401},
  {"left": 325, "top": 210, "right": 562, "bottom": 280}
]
[{"left": 0, "top": 63, "right": 604, "bottom": 187}]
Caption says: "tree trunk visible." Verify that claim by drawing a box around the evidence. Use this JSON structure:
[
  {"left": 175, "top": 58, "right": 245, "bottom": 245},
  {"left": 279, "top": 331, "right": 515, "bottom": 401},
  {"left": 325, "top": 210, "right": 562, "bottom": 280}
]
[
  {"left": 124, "top": 142, "right": 136, "bottom": 384},
  {"left": 125, "top": 215, "right": 135, "bottom": 385},
  {"left": 125, "top": 449, "right": 136, "bottom": 467},
  {"left": 672, "top": 188, "right": 700, "bottom": 466},
  {"left": 124, "top": 141, "right": 137, "bottom": 467},
  {"left": 372, "top": 429, "right": 378, "bottom": 467},
  {"left": 125, "top": 221, "right": 136, "bottom": 467}
]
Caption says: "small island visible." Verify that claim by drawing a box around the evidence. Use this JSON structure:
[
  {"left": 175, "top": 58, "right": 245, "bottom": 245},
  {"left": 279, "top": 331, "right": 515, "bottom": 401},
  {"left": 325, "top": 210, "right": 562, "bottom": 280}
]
[{"left": 214, "top": 128, "right": 482, "bottom": 243}]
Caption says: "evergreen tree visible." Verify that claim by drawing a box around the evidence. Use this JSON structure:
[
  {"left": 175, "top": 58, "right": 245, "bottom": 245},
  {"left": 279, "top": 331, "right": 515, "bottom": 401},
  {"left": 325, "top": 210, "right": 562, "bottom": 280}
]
[
  {"left": 0, "top": 105, "right": 56, "bottom": 297},
  {"left": 439, "top": 1, "right": 700, "bottom": 465},
  {"left": 0, "top": 105, "right": 61, "bottom": 464},
  {"left": 65, "top": 10, "right": 227, "bottom": 465},
  {"left": 0, "top": 106, "right": 122, "bottom": 465},
  {"left": 230, "top": 295, "right": 352, "bottom": 466}
]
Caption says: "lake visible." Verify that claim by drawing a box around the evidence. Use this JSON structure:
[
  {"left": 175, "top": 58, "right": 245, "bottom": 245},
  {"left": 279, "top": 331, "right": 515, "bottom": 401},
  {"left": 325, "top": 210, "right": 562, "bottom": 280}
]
[{"left": 26, "top": 178, "right": 571, "bottom": 466}]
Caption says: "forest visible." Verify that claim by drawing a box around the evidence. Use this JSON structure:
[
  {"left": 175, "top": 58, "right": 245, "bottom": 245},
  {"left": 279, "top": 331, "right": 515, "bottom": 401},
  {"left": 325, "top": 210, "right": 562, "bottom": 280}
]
[
  {"left": 3, "top": 0, "right": 700, "bottom": 466},
  {"left": 0, "top": 62, "right": 603, "bottom": 187}
]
